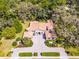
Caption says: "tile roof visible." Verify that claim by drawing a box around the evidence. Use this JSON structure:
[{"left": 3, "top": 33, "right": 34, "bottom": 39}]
[
  {"left": 23, "top": 31, "right": 33, "bottom": 38},
  {"left": 27, "top": 20, "right": 53, "bottom": 31},
  {"left": 24, "top": 20, "right": 56, "bottom": 39}
]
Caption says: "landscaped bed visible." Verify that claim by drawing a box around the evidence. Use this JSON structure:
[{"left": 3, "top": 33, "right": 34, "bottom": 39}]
[
  {"left": 41, "top": 52, "right": 60, "bottom": 56},
  {"left": 19, "top": 52, "right": 32, "bottom": 57},
  {"left": 21, "top": 38, "right": 33, "bottom": 47},
  {"left": 19, "top": 52, "right": 38, "bottom": 57},
  {"left": 45, "top": 40, "right": 56, "bottom": 47}
]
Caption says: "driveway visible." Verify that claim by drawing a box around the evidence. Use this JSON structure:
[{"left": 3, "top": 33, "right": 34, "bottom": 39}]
[{"left": 12, "top": 34, "right": 68, "bottom": 59}]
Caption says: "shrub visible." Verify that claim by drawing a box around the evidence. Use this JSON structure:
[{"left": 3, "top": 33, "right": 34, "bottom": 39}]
[
  {"left": 55, "top": 37, "right": 64, "bottom": 44},
  {"left": 45, "top": 40, "right": 56, "bottom": 47},
  {"left": 33, "top": 52, "right": 38, "bottom": 56},
  {"left": 16, "top": 37, "right": 22, "bottom": 41},
  {"left": 13, "top": 19, "right": 22, "bottom": 33},
  {"left": 2, "top": 27, "right": 16, "bottom": 39},
  {"left": 21, "top": 38, "right": 33, "bottom": 47},
  {"left": 12, "top": 41, "right": 17, "bottom": 47}
]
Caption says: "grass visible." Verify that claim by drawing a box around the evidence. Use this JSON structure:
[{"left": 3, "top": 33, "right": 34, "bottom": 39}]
[
  {"left": 0, "top": 38, "right": 14, "bottom": 56},
  {"left": 19, "top": 52, "right": 38, "bottom": 57},
  {"left": 65, "top": 47, "right": 79, "bottom": 56},
  {"left": 0, "top": 51, "right": 5, "bottom": 56},
  {"left": 41, "top": 52, "right": 60, "bottom": 56},
  {"left": 7, "top": 51, "right": 13, "bottom": 56},
  {"left": 19, "top": 52, "right": 32, "bottom": 57}
]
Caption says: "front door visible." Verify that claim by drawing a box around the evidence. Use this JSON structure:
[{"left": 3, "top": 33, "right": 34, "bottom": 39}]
[{"left": 33, "top": 30, "right": 45, "bottom": 40}]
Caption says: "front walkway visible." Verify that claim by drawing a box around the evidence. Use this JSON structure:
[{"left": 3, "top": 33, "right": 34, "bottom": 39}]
[{"left": 12, "top": 35, "right": 68, "bottom": 59}]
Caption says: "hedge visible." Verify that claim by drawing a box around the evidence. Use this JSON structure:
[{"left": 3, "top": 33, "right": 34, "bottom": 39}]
[
  {"left": 19, "top": 52, "right": 32, "bottom": 57},
  {"left": 41, "top": 52, "right": 60, "bottom": 56}
]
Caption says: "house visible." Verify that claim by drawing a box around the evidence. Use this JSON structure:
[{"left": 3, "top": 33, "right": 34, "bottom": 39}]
[{"left": 23, "top": 20, "right": 57, "bottom": 40}]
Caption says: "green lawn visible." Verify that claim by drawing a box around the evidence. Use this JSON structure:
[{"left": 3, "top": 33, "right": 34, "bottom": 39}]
[
  {"left": 19, "top": 52, "right": 38, "bottom": 57},
  {"left": 65, "top": 47, "right": 79, "bottom": 56},
  {"left": 0, "top": 51, "right": 4, "bottom": 56},
  {"left": 19, "top": 52, "right": 32, "bottom": 57},
  {"left": 41, "top": 52, "right": 60, "bottom": 56}
]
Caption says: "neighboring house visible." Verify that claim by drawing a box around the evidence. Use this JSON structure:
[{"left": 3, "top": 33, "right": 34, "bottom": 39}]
[{"left": 23, "top": 20, "right": 57, "bottom": 40}]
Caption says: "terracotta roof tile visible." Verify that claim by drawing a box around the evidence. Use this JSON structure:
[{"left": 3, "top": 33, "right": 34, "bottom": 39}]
[
  {"left": 27, "top": 20, "right": 53, "bottom": 31},
  {"left": 23, "top": 32, "right": 33, "bottom": 38}
]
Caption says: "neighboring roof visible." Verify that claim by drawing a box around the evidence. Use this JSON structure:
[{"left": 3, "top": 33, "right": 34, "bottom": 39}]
[{"left": 27, "top": 20, "right": 54, "bottom": 31}]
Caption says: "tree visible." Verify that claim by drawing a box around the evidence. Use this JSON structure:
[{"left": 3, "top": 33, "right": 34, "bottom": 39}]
[
  {"left": 53, "top": 5, "right": 79, "bottom": 48},
  {"left": 13, "top": 19, "right": 22, "bottom": 33},
  {"left": 0, "top": 0, "right": 10, "bottom": 12},
  {"left": 57, "top": 0, "right": 67, "bottom": 5},
  {"left": 2, "top": 27, "right": 16, "bottom": 39}
]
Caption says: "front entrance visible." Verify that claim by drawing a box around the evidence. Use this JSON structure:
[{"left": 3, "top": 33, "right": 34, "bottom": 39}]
[{"left": 33, "top": 30, "right": 46, "bottom": 40}]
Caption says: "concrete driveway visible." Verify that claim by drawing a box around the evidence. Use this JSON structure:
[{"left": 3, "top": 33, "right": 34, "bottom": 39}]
[{"left": 12, "top": 34, "right": 68, "bottom": 59}]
